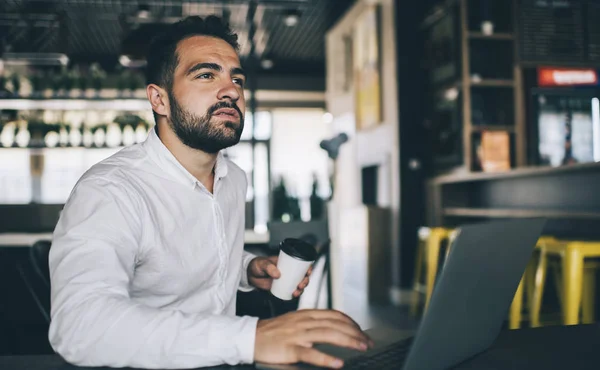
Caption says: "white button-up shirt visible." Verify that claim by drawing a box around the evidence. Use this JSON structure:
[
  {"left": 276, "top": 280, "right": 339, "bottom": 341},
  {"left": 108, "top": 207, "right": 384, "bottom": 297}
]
[{"left": 48, "top": 128, "right": 258, "bottom": 369}]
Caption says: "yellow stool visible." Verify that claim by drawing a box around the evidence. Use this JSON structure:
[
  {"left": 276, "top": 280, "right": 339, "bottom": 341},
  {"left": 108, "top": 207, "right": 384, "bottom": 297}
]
[
  {"left": 528, "top": 239, "right": 600, "bottom": 326},
  {"left": 412, "top": 227, "right": 544, "bottom": 330},
  {"left": 508, "top": 236, "right": 558, "bottom": 329},
  {"left": 411, "top": 227, "right": 456, "bottom": 315}
]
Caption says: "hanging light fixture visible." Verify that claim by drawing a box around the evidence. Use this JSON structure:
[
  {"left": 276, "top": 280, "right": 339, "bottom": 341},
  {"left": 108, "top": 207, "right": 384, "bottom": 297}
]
[
  {"left": 1, "top": 52, "right": 69, "bottom": 66},
  {"left": 283, "top": 9, "right": 300, "bottom": 27}
]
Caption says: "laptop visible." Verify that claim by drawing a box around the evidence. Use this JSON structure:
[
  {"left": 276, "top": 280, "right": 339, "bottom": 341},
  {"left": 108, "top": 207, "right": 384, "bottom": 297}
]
[{"left": 256, "top": 218, "right": 547, "bottom": 369}]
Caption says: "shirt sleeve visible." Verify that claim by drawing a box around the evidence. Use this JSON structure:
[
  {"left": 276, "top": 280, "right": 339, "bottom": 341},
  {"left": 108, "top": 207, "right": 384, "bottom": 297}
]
[
  {"left": 238, "top": 250, "right": 257, "bottom": 292},
  {"left": 48, "top": 178, "right": 258, "bottom": 369}
]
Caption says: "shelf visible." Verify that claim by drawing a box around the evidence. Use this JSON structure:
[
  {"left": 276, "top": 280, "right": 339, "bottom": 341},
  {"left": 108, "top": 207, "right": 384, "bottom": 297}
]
[
  {"left": 468, "top": 32, "right": 514, "bottom": 40},
  {"left": 469, "top": 79, "right": 514, "bottom": 87},
  {"left": 432, "top": 161, "right": 600, "bottom": 184},
  {"left": 0, "top": 145, "right": 125, "bottom": 150},
  {"left": 0, "top": 98, "right": 150, "bottom": 111},
  {"left": 471, "top": 125, "right": 515, "bottom": 133},
  {"left": 432, "top": 78, "right": 515, "bottom": 93},
  {"left": 0, "top": 90, "right": 326, "bottom": 110},
  {"left": 443, "top": 207, "right": 600, "bottom": 220}
]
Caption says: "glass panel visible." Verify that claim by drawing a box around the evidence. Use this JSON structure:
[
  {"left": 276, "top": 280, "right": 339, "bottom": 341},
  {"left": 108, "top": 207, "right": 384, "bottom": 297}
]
[
  {"left": 223, "top": 143, "right": 253, "bottom": 201},
  {"left": 0, "top": 149, "right": 31, "bottom": 203},
  {"left": 254, "top": 111, "right": 272, "bottom": 140},
  {"left": 269, "top": 109, "right": 331, "bottom": 222},
  {"left": 41, "top": 147, "right": 118, "bottom": 203},
  {"left": 241, "top": 112, "right": 254, "bottom": 140},
  {"left": 253, "top": 143, "right": 269, "bottom": 233},
  {"left": 41, "top": 148, "right": 86, "bottom": 203}
]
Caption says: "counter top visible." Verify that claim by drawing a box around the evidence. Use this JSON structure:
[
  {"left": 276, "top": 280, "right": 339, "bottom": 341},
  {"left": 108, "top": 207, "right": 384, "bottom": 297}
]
[
  {"left": 431, "top": 161, "right": 600, "bottom": 185},
  {"left": 1, "top": 324, "right": 598, "bottom": 370}
]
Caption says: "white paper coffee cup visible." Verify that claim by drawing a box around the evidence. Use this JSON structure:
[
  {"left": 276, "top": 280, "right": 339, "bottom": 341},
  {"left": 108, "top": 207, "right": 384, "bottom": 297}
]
[{"left": 270, "top": 238, "right": 317, "bottom": 301}]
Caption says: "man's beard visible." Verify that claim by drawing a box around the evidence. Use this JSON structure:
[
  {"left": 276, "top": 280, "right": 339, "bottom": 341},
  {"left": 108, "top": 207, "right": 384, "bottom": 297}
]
[{"left": 167, "top": 91, "right": 244, "bottom": 154}]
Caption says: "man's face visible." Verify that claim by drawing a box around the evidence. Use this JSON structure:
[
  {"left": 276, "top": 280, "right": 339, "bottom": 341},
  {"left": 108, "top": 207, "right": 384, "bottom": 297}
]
[{"left": 167, "top": 35, "right": 246, "bottom": 153}]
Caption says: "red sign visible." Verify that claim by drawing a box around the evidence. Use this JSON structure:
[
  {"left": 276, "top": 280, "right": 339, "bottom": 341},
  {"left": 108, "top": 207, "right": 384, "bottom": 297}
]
[{"left": 538, "top": 67, "right": 598, "bottom": 87}]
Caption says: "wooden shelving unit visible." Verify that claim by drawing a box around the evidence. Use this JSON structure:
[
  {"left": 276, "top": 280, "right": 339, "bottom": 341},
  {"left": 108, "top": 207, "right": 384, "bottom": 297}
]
[
  {"left": 423, "top": 1, "right": 600, "bottom": 241},
  {"left": 459, "top": 0, "right": 524, "bottom": 172},
  {"left": 424, "top": 0, "right": 525, "bottom": 173}
]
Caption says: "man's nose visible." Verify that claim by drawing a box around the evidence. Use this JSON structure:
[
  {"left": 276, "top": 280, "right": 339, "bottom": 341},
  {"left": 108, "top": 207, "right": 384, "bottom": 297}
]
[{"left": 217, "top": 79, "right": 240, "bottom": 102}]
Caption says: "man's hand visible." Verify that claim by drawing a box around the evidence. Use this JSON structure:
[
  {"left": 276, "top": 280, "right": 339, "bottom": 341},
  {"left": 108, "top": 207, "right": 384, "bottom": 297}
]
[
  {"left": 248, "top": 256, "right": 312, "bottom": 298},
  {"left": 254, "top": 309, "right": 375, "bottom": 368}
]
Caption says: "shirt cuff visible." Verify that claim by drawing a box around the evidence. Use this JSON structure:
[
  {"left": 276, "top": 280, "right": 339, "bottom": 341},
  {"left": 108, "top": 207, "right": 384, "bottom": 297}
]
[
  {"left": 236, "top": 315, "right": 259, "bottom": 364},
  {"left": 238, "top": 251, "right": 256, "bottom": 292}
]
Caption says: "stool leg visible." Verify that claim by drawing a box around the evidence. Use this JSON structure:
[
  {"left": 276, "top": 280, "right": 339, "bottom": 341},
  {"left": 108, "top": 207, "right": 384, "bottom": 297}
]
[
  {"left": 562, "top": 247, "right": 584, "bottom": 325},
  {"left": 582, "top": 268, "right": 596, "bottom": 324},
  {"left": 525, "top": 254, "right": 538, "bottom": 313},
  {"left": 424, "top": 233, "right": 442, "bottom": 311},
  {"left": 509, "top": 276, "right": 524, "bottom": 329},
  {"left": 551, "top": 261, "right": 564, "bottom": 311},
  {"left": 410, "top": 241, "right": 424, "bottom": 316},
  {"left": 530, "top": 248, "right": 547, "bottom": 328}
]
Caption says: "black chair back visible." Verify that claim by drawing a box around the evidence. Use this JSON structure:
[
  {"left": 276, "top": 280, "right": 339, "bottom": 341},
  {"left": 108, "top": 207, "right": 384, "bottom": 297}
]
[
  {"left": 16, "top": 240, "right": 52, "bottom": 324},
  {"left": 29, "top": 240, "right": 51, "bottom": 287}
]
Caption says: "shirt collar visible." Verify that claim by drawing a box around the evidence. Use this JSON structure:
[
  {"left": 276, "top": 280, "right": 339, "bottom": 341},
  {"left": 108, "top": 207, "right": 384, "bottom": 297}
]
[{"left": 142, "top": 127, "right": 228, "bottom": 189}]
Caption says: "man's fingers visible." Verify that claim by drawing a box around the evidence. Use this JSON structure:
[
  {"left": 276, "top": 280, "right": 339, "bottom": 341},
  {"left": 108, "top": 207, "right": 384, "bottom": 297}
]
[
  {"left": 301, "top": 310, "right": 375, "bottom": 346},
  {"left": 296, "top": 346, "right": 343, "bottom": 369},
  {"left": 265, "top": 262, "right": 281, "bottom": 278},
  {"left": 301, "top": 309, "right": 364, "bottom": 331},
  {"left": 300, "top": 319, "right": 371, "bottom": 347},
  {"left": 302, "top": 328, "right": 369, "bottom": 352},
  {"left": 297, "top": 276, "right": 310, "bottom": 290}
]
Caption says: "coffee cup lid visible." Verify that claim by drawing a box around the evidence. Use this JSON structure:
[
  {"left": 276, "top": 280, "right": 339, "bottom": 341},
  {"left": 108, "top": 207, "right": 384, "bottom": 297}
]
[{"left": 280, "top": 238, "right": 317, "bottom": 262}]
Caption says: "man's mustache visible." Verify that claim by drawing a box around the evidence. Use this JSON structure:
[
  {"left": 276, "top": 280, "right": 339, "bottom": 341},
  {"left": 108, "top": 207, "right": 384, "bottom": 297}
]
[{"left": 208, "top": 101, "right": 244, "bottom": 121}]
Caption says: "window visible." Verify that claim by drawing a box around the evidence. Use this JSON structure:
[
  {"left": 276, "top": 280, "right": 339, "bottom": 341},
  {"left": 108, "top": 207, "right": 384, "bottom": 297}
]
[{"left": 223, "top": 111, "right": 272, "bottom": 233}]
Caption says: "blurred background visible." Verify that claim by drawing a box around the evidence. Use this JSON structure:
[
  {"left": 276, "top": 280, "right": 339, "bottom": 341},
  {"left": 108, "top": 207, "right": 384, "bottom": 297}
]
[{"left": 2, "top": 0, "right": 600, "bottom": 357}]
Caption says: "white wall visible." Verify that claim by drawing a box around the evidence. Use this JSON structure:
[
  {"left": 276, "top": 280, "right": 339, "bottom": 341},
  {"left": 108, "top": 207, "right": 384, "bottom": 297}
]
[{"left": 325, "top": 0, "right": 400, "bottom": 307}]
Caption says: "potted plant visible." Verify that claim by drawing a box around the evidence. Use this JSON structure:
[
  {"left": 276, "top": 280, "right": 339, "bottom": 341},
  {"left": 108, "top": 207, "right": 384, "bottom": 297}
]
[
  {"left": 29, "top": 71, "right": 42, "bottom": 97},
  {"left": 61, "top": 68, "right": 76, "bottom": 97},
  {"left": 51, "top": 71, "right": 62, "bottom": 97},
  {"left": 128, "top": 71, "right": 143, "bottom": 97},
  {"left": 117, "top": 69, "right": 129, "bottom": 97},
  {"left": 90, "top": 63, "right": 106, "bottom": 98},
  {"left": 73, "top": 68, "right": 88, "bottom": 97},
  {"left": 0, "top": 73, "right": 8, "bottom": 98},
  {"left": 11, "top": 73, "right": 21, "bottom": 97}
]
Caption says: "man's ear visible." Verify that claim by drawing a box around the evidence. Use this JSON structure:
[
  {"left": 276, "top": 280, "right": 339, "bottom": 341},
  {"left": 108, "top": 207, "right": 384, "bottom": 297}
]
[{"left": 146, "top": 84, "right": 169, "bottom": 118}]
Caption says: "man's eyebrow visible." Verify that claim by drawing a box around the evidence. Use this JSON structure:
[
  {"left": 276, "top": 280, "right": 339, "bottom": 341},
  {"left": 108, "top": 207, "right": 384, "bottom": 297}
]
[
  {"left": 186, "top": 62, "right": 222, "bottom": 76},
  {"left": 231, "top": 67, "right": 246, "bottom": 78}
]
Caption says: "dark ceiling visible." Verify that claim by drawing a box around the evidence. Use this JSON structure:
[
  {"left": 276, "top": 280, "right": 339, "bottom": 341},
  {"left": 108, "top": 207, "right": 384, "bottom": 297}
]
[{"left": 0, "top": 0, "right": 357, "bottom": 86}]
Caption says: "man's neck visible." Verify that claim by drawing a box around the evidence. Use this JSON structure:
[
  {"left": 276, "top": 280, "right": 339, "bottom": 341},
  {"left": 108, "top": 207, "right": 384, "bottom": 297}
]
[{"left": 156, "top": 123, "right": 217, "bottom": 193}]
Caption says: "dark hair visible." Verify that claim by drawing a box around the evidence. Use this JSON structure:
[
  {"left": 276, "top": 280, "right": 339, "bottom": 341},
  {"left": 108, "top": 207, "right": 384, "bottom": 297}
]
[{"left": 145, "top": 15, "right": 240, "bottom": 91}]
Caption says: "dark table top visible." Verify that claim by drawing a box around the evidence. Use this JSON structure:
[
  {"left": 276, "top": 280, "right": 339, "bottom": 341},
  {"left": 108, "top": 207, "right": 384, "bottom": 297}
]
[{"left": 1, "top": 324, "right": 599, "bottom": 370}]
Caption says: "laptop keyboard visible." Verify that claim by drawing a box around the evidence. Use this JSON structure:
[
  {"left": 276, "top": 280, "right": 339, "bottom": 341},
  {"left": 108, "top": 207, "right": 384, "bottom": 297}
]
[{"left": 342, "top": 337, "right": 413, "bottom": 369}]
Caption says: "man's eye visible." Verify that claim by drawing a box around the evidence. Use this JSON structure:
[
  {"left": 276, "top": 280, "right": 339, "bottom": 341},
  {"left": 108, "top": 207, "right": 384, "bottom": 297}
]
[
  {"left": 233, "top": 78, "right": 245, "bottom": 87},
  {"left": 195, "top": 73, "right": 213, "bottom": 79}
]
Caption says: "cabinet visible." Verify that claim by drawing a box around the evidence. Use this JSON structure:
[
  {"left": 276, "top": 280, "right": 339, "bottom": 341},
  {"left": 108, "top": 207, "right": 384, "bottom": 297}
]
[
  {"left": 334, "top": 205, "right": 391, "bottom": 310},
  {"left": 423, "top": 0, "right": 525, "bottom": 174}
]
